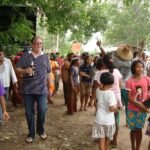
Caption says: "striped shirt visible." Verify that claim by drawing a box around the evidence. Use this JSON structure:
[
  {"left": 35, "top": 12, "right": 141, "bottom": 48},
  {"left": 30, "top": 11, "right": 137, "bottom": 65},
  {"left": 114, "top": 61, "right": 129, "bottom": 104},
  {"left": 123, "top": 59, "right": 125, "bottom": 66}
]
[
  {"left": 16, "top": 52, "right": 50, "bottom": 94},
  {"left": 0, "top": 58, "right": 17, "bottom": 88}
]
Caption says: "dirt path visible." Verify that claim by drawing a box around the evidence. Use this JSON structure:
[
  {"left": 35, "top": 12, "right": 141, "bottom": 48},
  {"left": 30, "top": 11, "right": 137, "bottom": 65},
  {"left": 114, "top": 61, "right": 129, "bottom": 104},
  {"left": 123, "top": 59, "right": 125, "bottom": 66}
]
[{"left": 0, "top": 89, "right": 149, "bottom": 150}]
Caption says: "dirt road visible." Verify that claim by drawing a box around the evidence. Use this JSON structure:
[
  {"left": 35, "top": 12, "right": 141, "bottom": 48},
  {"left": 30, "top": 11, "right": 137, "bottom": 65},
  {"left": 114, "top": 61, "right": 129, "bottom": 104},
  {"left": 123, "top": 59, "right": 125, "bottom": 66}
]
[{"left": 0, "top": 89, "right": 149, "bottom": 150}]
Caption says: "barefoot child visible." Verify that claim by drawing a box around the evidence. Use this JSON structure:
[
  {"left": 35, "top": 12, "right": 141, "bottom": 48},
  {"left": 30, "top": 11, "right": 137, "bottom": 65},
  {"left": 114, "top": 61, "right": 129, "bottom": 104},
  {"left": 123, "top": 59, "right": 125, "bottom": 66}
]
[
  {"left": 92, "top": 72, "right": 118, "bottom": 150},
  {"left": 126, "top": 60, "right": 150, "bottom": 150}
]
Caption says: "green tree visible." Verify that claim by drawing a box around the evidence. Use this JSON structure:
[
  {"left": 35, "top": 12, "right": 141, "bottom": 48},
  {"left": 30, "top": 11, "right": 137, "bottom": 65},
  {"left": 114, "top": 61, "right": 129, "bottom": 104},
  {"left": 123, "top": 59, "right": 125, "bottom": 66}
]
[
  {"left": 0, "top": 0, "right": 108, "bottom": 55},
  {"left": 104, "top": 1, "right": 150, "bottom": 48}
]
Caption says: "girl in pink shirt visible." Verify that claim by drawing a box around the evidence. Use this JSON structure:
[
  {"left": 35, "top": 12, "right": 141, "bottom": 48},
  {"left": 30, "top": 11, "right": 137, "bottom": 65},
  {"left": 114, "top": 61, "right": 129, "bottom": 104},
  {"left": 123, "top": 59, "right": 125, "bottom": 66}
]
[{"left": 126, "top": 60, "right": 150, "bottom": 150}]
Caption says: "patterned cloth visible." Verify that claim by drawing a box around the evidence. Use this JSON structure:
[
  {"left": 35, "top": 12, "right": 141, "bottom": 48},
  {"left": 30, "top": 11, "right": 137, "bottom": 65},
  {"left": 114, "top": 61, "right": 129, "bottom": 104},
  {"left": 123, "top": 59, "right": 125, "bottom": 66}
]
[
  {"left": 127, "top": 110, "right": 147, "bottom": 130},
  {"left": 92, "top": 122, "right": 116, "bottom": 140}
]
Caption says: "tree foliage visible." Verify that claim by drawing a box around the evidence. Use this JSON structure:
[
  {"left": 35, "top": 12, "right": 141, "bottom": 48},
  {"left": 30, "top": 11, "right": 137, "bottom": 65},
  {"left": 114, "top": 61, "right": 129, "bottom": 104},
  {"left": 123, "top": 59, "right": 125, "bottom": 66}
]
[
  {"left": 0, "top": 0, "right": 108, "bottom": 55},
  {"left": 104, "top": 0, "right": 150, "bottom": 48}
]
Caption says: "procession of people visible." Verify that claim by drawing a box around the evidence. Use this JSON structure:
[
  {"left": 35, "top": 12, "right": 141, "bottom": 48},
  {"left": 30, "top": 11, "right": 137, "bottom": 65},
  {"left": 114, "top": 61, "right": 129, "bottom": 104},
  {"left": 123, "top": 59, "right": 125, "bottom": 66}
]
[{"left": 0, "top": 36, "right": 150, "bottom": 150}]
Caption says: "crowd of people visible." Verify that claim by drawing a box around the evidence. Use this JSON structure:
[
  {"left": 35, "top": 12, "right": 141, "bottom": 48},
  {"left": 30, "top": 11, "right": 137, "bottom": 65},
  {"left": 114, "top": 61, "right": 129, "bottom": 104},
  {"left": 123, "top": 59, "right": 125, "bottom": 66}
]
[{"left": 0, "top": 36, "right": 149, "bottom": 150}]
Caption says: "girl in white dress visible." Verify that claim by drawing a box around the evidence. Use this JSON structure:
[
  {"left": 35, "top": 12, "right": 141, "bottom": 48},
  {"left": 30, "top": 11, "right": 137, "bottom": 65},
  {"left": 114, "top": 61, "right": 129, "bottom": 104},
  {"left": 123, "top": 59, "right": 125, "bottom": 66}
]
[{"left": 92, "top": 72, "right": 118, "bottom": 150}]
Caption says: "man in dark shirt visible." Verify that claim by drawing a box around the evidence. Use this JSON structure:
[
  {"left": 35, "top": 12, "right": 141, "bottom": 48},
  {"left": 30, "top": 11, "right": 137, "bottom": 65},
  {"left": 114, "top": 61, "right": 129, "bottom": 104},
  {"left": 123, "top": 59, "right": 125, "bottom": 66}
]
[
  {"left": 79, "top": 55, "right": 93, "bottom": 111},
  {"left": 16, "top": 36, "right": 51, "bottom": 143}
]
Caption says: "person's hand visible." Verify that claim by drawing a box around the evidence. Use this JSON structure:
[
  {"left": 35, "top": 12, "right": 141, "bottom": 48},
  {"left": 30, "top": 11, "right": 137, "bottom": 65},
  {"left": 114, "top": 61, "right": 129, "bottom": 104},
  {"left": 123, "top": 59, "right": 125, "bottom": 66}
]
[
  {"left": 145, "top": 108, "right": 150, "bottom": 113},
  {"left": 96, "top": 40, "right": 101, "bottom": 47},
  {"left": 140, "top": 106, "right": 150, "bottom": 113},
  {"left": 25, "top": 67, "right": 34, "bottom": 76},
  {"left": 2, "top": 111, "right": 9, "bottom": 121}
]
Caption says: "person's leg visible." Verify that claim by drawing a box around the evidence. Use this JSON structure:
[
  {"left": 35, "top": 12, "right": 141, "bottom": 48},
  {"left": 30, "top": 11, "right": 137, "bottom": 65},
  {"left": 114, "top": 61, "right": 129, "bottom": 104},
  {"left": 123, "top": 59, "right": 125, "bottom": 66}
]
[
  {"left": 111, "top": 112, "right": 119, "bottom": 145},
  {"left": 73, "top": 88, "right": 77, "bottom": 112},
  {"left": 66, "top": 84, "right": 73, "bottom": 114},
  {"left": 99, "top": 138, "right": 105, "bottom": 150},
  {"left": 84, "top": 95, "right": 89, "bottom": 111},
  {"left": 36, "top": 94, "right": 47, "bottom": 135},
  {"left": 130, "top": 130, "right": 136, "bottom": 150},
  {"left": 23, "top": 94, "right": 35, "bottom": 138},
  {"left": 80, "top": 95, "right": 84, "bottom": 111},
  {"left": 105, "top": 137, "right": 110, "bottom": 150},
  {"left": 121, "top": 89, "right": 128, "bottom": 124},
  {"left": 63, "top": 82, "right": 67, "bottom": 105},
  {"left": 80, "top": 83, "right": 85, "bottom": 111},
  {"left": 135, "top": 129, "right": 142, "bottom": 150},
  {"left": 148, "top": 141, "right": 150, "bottom": 150},
  {"left": 84, "top": 83, "right": 91, "bottom": 111},
  {"left": 57, "top": 74, "right": 60, "bottom": 91},
  {"left": 4, "top": 87, "right": 9, "bottom": 102},
  {"left": 55, "top": 74, "right": 60, "bottom": 91}
]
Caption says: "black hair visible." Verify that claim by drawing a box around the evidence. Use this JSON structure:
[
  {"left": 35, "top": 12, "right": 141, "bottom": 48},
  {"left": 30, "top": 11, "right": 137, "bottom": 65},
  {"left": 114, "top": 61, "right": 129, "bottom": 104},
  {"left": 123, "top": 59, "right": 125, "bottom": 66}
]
[
  {"left": 131, "top": 60, "right": 144, "bottom": 74},
  {"left": 100, "top": 72, "right": 114, "bottom": 85},
  {"left": 96, "top": 58, "right": 103, "bottom": 70},
  {"left": 70, "top": 58, "right": 79, "bottom": 66},
  {"left": 102, "top": 54, "right": 115, "bottom": 73},
  {"left": 133, "top": 51, "right": 139, "bottom": 58},
  {"left": 50, "top": 53, "right": 56, "bottom": 61},
  {"left": 81, "top": 52, "right": 89, "bottom": 59},
  {"left": 67, "top": 52, "right": 74, "bottom": 62},
  {"left": 136, "top": 85, "right": 142, "bottom": 90},
  {"left": 84, "top": 55, "right": 90, "bottom": 65}
]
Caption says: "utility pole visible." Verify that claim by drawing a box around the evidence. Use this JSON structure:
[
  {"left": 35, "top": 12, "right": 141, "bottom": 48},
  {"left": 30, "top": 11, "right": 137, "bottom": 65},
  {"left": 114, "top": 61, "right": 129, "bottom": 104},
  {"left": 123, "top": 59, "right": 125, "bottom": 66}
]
[{"left": 56, "top": 34, "right": 59, "bottom": 52}]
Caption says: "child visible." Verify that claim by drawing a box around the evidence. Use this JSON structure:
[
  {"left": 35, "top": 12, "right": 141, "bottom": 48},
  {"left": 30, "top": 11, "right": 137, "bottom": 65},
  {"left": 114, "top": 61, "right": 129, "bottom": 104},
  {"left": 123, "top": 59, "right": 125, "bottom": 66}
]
[
  {"left": 95, "top": 54, "right": 123, "bottom": 146},
  {"left": 0, "top": 83, "right": 9, "bottom": 121},
  {"left": 92, "top": 72, "right": 118, "bottom": 150},
  {"left": 126, "top": 60, "right": 150, "bottom": 150}
]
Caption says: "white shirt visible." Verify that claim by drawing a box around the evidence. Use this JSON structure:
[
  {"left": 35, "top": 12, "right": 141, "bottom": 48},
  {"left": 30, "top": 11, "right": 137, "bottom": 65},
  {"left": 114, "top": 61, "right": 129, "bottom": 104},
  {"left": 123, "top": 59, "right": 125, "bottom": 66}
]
[
  {"left": 95, "top": 89, "right": 117, "bottom": 125},
  {"left": 0, "top": 58, "right": 17, "bottom": 87}
]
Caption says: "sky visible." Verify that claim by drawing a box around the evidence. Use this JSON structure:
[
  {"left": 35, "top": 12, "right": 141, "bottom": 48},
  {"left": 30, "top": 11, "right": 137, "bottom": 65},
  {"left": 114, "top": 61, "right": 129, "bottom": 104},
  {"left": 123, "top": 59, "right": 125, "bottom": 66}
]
[{"left": 82, "top": 32, "right": 102, "bottom": 52}]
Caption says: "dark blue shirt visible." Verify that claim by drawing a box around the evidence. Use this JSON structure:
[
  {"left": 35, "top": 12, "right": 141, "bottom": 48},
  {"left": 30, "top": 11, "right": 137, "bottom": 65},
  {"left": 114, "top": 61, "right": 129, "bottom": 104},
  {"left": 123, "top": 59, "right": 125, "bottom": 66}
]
[
  {"left": 16, "top": 52, "right": 50, "bottom": 94},
  {"left": 79, "top": 64, "right": 93, "bottom": 83}
]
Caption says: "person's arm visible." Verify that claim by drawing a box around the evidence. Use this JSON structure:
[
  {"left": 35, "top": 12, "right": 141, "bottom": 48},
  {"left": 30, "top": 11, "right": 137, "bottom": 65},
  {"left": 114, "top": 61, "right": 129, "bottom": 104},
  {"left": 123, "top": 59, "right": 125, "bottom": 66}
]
[
  {"left": 15, "top": 67, "right": 33, "bottom": 77},
  {"left": 119, "top": 79, "right": 122, "bottom": 89},
  {"left": 109, "top": 105, "right": 118, "bottom": 112},
  {"left": 0, "top": 96, "right": 9, "bottom": 121},
  {"left": 96, "top": 40, "right": 106, "bottom": 57},
  {"left": 9, "top": 60, "right": 18, "bottom": 84},
  {"left": 108, "top": 91, "right": 118, "bottom": 112},
  {"left": 47, "top": 72, "right": 51, "bottom": 99},
  {"left": 79, "top": 71, "right": 90, "bottom": 78},
  {"left": 127, "top": 90, "right": 149, "bottom": 112},
  {"left": 70, "top": 68, "right": 76, "bottom": 92}
]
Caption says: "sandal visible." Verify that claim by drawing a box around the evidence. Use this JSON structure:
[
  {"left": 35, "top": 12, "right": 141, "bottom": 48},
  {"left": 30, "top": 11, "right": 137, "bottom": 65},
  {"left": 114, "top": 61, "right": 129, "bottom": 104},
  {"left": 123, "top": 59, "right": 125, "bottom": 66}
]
[
  {"left": 25, "top": 137, "right": 34, "bottom": 143},
  {"left": 40, "top": 133, "right": 47, "bottom": 140}
]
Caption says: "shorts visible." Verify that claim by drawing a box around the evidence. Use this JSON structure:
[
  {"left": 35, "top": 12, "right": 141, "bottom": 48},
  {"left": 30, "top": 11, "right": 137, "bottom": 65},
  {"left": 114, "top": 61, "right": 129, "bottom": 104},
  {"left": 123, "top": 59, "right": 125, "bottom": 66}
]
[
  {"left": 80, "top": 82, "right": 92, "bottom": 96},
  {"left": 92, "top": 122, "right": 116, "bottom": 140},
  {"left": 127, "top": 110, "right": 147, "bottom": 130}
]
